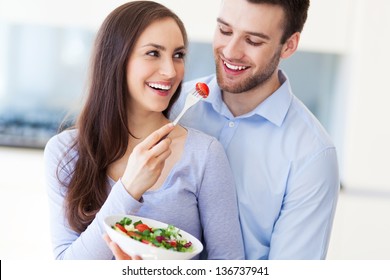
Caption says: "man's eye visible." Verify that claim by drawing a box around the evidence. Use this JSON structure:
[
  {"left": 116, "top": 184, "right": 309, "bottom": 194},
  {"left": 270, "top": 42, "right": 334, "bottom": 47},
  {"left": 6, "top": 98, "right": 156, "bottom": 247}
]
[
  {"left": 246, "top": 38, "right": 263, "bottom": 46},
  {"left": 219, "top": 26, "right": 232, "bottom": 36}
]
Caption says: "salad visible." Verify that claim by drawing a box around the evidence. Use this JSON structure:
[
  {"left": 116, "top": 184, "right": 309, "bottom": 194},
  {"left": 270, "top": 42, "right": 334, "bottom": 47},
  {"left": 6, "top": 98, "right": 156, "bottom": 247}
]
[{"left": 112, "top": 217, "right": 193, "bottom": 252}]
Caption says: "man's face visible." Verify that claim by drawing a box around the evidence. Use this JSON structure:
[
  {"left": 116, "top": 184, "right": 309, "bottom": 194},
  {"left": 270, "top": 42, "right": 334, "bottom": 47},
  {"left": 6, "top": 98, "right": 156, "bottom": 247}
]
[{"left": 213, "top": 0, "right": 285, "bottom": 94}]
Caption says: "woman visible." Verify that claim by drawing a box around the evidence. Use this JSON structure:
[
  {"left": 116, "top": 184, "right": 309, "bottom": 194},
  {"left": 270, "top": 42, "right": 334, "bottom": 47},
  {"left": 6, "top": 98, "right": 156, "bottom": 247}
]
[{"left": 44, "top": 1, "right": 244, "bottom": 260}]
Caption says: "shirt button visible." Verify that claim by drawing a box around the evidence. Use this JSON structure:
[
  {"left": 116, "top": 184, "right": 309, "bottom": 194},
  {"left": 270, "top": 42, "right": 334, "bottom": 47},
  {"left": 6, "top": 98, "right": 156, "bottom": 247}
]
[{"left": 228, "top": 121, "right": 235, "bottom": 128}]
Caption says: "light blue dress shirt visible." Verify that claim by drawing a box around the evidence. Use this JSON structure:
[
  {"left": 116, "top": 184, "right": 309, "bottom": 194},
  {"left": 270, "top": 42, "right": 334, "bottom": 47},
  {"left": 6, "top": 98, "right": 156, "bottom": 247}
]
[{"left": 170, "top": 70, "right": 340, "bottom": 259}]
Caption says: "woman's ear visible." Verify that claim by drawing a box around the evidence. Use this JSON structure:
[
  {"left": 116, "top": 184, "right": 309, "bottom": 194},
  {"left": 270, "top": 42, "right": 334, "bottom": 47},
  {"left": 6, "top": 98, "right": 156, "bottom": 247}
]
[{"left": 280, "top": 32, "right": 300, "bottom": 59}]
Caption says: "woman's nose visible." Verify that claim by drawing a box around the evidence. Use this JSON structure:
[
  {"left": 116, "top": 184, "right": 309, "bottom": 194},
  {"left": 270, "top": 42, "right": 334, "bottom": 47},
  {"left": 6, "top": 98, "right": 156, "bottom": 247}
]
[{"left": 159, "top": 58, "right": 176, "bottom": 78}]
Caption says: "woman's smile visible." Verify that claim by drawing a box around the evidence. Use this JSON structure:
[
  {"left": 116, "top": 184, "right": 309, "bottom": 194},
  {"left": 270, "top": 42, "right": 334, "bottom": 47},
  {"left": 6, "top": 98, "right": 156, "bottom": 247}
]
[{"left": 147, "top": 81, "right": 172, "bottom": 97}]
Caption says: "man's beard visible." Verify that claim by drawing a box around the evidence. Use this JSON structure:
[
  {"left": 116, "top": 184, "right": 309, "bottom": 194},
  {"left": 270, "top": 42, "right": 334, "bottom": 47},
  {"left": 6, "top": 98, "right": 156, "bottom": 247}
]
[{"left": 215, "top": 48, "right": 281, "bottom": 94}]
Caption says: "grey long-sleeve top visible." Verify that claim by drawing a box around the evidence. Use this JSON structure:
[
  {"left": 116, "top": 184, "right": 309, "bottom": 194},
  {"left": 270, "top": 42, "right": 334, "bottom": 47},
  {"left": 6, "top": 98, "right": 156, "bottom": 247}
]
[{"left": 44, "top": 127, "right": 245, "bottom": 260}]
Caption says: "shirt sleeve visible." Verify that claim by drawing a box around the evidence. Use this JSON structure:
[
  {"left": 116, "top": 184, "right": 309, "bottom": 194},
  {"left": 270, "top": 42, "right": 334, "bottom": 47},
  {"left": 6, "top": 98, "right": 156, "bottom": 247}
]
[
  {"left": 197, "top": 138, "right": 245, "bottom": 260},
  {"left": 44, "top": 134, "right": 142, "bottom": 260},
  {"left": 268, "top": 147, "right": 340, "bottom": 259}
]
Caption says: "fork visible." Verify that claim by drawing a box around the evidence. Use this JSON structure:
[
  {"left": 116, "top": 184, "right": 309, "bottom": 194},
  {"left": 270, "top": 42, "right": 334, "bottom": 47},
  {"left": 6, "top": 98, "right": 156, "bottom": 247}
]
[
  {"left": 172, "top": 85, "right": 208, "bottom": 126},
  {"left": 157, "top": 82, "right": 209, "bottom": 143}
]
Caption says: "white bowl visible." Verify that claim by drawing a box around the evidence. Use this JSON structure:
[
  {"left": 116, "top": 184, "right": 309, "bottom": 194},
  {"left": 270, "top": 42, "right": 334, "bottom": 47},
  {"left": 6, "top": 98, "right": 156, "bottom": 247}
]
[{"left": 104, "top": 214, "right": 203, "bottom": 260}]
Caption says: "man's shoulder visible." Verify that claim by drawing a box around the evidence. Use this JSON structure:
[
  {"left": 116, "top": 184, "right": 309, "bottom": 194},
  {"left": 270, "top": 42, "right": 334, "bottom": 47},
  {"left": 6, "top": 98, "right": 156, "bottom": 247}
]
[{"left": 287, "top": 96, "right": 335, "bottom": 149}]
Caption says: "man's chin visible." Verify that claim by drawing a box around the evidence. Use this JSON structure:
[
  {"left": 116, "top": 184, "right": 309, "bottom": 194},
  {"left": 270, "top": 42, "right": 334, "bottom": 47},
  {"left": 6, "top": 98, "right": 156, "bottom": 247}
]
[{"left": 217, "top": 75, "right": 246, "bottom": 94}]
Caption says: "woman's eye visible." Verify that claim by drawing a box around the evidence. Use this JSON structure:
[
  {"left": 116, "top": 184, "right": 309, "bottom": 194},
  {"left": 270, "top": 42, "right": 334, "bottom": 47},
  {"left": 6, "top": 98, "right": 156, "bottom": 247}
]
[
  {"left": 174, "top": 51, "right": 186, "bottom": 59},
  {"left": 147, "top": 50, "right": 159, "bottom": 57}
]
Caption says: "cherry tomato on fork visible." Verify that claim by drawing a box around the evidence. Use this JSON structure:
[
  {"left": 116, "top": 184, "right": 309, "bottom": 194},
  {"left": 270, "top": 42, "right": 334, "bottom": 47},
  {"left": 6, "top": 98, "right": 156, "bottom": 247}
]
[{"left": 195, "top": 82, "right": 209, "bottom": 98}]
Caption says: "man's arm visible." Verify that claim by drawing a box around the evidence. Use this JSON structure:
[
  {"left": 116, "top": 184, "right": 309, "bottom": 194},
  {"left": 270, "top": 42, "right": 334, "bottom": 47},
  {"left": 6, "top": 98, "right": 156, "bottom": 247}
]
[{"left": 269, "top": 147, "right": 340, "bottom": 259}]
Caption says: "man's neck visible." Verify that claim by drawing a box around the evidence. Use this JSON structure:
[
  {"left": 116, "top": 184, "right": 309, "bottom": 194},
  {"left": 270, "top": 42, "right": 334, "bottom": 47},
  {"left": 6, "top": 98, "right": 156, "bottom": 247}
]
[{"left": 222, "top": 74, "right": 281, "bottom": 117}]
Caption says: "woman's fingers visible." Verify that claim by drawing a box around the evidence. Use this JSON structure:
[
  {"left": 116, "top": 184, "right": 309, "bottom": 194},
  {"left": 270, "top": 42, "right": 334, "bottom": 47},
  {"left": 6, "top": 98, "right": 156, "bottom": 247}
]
[
  {"left": 143, "top": 148, "right": 171, "bottom": 176},
  {"left": 139, "top": 123, "right": 174, "bottom": 149},
  {"left": 132, "top": 123, "right": 173, "bottom": 160},
  {"left": 154, "top": 146, "right": 172, "bottom": 162},
  {"left": 121, "top": 123, "right": 174, "bottom": 199},
  {"left": 103, "top": 234, "right": 143, "bottom": 260},
  {"left": 148, "top": 136, "right": 172, "bottom": 158},
  {"left": 103, "top": 234, "right": 132, "bottom": 260}
]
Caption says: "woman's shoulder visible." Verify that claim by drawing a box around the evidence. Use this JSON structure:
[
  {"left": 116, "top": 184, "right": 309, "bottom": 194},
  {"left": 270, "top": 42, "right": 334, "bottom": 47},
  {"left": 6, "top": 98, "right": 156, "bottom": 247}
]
[
  {"left": 186, "top": 126, "right": 216, "bottom": 142},
  {"left": 185, "top": 126, "right": 224, "bottom": 152},
  {"left": 184, "top": 127, "right": 233, "bottom": 179},
  {"left": 44, "top": 129, "right": 78, "bottom": 157}
]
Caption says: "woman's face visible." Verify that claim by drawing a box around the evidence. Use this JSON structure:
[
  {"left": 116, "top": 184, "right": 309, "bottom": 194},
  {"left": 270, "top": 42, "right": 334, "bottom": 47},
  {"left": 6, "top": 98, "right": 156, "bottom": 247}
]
[{"left": 126, "top": 18, "right": 186, "bottom": 115}]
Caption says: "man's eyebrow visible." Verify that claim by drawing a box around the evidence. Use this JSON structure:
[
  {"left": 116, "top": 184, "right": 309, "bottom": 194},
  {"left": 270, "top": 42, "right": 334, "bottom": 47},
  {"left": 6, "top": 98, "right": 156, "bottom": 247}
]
[
  {"left": 217, "top": 17, "right": 271, "bottom": 41},
  {"left": 217, "top": 17, "right": 230, "bottom": 27}
]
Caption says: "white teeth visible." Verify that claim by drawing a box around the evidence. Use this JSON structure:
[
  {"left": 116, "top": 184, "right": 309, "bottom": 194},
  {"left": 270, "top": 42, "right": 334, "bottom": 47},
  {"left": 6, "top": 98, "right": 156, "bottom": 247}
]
[
  {"left": 224, "top": 61, "right": 248, "bottom": 71},
  {"left": 148, "top": 83, "right": 171, "bottom": 90}
]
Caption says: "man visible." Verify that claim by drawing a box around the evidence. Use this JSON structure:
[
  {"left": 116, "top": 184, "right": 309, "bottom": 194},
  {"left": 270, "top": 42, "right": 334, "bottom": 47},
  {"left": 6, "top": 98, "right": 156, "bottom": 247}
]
[
  {"left": 170, "top": 0, "right": 339, "bottom": 259},
  {"left": 105, "top": 0, "right": 339, "bottom": 260}
]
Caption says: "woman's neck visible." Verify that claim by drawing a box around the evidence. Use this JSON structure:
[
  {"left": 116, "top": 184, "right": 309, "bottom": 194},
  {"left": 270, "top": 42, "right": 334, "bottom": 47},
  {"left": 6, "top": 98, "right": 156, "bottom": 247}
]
[{"left": 127, "top": 112, "right": 169, "bottom": 140}]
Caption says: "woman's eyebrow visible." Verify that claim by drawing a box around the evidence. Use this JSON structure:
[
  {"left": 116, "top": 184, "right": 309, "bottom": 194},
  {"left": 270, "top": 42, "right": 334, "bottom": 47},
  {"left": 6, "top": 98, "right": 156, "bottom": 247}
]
[
  {"left": 141, "top": 43, "right": 186, "bottom": 52},
  {"left": 141, "top": 43, "right": 166, "bottom": 50}
]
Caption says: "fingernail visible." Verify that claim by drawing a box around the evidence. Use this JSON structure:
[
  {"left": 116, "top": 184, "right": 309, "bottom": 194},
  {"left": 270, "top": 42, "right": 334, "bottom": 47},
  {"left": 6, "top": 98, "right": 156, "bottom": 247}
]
[{"left": 167, "top": 123, "right": 174, "bottom": 128}]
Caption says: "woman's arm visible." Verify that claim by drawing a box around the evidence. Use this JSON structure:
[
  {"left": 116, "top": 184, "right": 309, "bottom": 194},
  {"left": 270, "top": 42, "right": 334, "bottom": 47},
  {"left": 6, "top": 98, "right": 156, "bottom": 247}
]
[
  {"left": 197, "top": 139, "right": 245, "bottom": 260},
  {"left": 44, "top": 133, "right": 142, "bottom": 260}
]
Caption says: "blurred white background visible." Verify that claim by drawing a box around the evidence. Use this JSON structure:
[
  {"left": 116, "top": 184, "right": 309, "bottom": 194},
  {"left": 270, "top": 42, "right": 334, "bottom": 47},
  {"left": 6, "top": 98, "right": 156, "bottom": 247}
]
[{"left": 1, "top": 0, "right": 390, "bottom": 260}]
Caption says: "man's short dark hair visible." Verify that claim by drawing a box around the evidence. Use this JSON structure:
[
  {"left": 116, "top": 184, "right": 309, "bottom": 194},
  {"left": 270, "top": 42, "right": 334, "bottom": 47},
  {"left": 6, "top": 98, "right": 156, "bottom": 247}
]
[{"left": 247, "top": 0, "right": 310, "bottom": 43}]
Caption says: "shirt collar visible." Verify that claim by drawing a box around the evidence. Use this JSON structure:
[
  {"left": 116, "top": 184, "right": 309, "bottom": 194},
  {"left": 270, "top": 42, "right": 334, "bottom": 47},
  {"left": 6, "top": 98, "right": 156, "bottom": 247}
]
[
  {"left": 253, "top": 70, "right": 293, "bottom": 127},
  {"left": 207, "top": 70, "right": 293, "bottom": 126}
]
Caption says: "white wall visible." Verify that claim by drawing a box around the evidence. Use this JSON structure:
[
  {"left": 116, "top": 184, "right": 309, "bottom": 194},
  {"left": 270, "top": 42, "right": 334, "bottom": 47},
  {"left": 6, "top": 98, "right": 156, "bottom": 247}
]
[
  {"left": 0, "top": 0, "right": 221, "bottom": 41},
  {"left": 339, "top": 0, "right": 390, "bottom": 191},
  {"left": 300, "top": 0, "right": 353, "bottom": 54},
  {"left": 0, "top": 0, "right": 351, "bottom": 49}
]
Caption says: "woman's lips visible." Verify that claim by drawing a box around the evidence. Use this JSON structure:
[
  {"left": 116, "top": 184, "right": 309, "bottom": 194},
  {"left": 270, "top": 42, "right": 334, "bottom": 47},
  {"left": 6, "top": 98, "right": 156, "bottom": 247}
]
[
  {"left": 154, "top": 89, "right": 170, "bottom": 97},
  {"left": 147, "top": 82, "right": 172, "bottom": 97}
]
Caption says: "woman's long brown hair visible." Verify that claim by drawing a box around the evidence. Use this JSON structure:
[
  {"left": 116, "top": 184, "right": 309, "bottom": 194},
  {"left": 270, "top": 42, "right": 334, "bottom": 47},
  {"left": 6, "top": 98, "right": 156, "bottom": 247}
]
[{"left": 59, "top": 1, "right": 188, "bottom": 233}]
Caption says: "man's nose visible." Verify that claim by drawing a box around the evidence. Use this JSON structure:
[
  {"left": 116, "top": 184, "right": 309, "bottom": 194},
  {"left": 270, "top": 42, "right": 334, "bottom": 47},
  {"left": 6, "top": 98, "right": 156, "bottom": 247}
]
[{"left": 222, "top": 36, "right": 244, "bottom": 60}]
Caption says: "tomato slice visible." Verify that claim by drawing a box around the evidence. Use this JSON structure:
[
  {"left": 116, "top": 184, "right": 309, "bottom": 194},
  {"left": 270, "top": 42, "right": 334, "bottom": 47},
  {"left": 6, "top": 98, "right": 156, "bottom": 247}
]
[
  {"left": 135, "top": 223, "right": 151, "bottom": 232},
  {"left": 115, "top": 223, "right": 127, "bottom": 233},
  {"left": 127, "top": 231, "right": 141, "bottom": 238}
]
